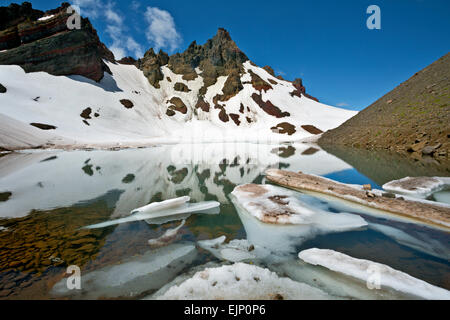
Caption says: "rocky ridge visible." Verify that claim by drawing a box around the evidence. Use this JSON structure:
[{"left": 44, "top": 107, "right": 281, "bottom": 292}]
[
  {"left": 0, "top": 2, "right": 114, "bottom": 82},
  {"left": 0, "top": 2, "right": 354, "bottom": 151}
]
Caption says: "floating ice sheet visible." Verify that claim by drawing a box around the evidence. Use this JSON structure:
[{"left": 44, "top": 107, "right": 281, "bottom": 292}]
[
  {"left": 197, "top": 236, "right": 263, "bottom": 262},
  {"left": 383, "top": 177, "right": 450, "bottom": 199},
  {"left": 152, "top": 262, "right": 334, "bottom": 300},
  {"left": 273, "top": 259, "right": 417, "bottom": 300},
  {"left": 51, "top": 243, "right": 197, "bottom": 299},
  {"left": 433, "top": 190, "right": 450, "bottom": 205},
  {"left": 298, "top": 248, "right": 450, "bottom": 300},
  {"left": 369, "top": 222, "right": 450, "bottom": 261},
  {"left": 131, "top": 196, "right": 190, "bottom": 214},
  {"left": 230, "top": 184, "right": 367, "bottom": 259},
  {"left": 83, "top": 198, "right": 220, "bottom": 229},
  {"left": 148, "top": 220, "right": 186, "bottom": 249},
  {"left": 231, "top": 184, "right": 367, "bottom": 227}
]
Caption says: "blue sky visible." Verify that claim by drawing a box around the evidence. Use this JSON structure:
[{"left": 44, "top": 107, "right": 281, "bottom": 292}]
[{"left": 2, "top": 0, "right": 449, "bottom": 110}]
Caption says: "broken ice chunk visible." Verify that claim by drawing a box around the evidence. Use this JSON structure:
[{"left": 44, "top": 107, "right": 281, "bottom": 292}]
[
  {"left": 432, "top": 190, "right": 450, "bottom": 205},
  {"left": 230, "top": 184, "right": 367, "bottom": 259},
  {"left": 231, "top": 184, "right": 367, "bottom": 227},
  {"left": 51, "top": 243, "right": 197, "bottom": 299},
  {"left": 298, "top": 248, "right": 450, "bottom": 300},
  {"left": 197, "top": 236, "right": 263, "bottom": 262},
  {"left": 131, "top": 196, "right": 190, "bottom": 214},
  {"left": 83, "top": 200, "right": 220, "bottom": 229},
  {"left": 382, "top": 177, "right": 450, "bottom": 199},
  {"left": 152, "top": 262, "right": 335, "bottom": 300},
  {"left": 148, "top": 220, "right": 186, "bottom": 249},
  {"left": 369, "top": 222, "right": 450, "bottom": 261}
]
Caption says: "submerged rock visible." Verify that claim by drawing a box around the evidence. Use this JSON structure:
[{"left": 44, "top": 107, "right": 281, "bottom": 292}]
[
  {"left": 298, "top": 248, "right": 450, "bottom": 300},
  {"left": 152, "top": 262, "right": 333, "bottom": 300}
]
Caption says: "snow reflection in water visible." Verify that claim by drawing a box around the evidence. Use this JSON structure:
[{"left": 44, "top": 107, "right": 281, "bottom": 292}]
[{"left": 0, "top": 143, "right": 448, "bottom": 299}]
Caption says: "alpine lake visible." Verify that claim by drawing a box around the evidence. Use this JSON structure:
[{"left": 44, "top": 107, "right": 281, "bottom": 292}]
[{"left": 0, "top": 142, "right": 449, "bottom": 299}]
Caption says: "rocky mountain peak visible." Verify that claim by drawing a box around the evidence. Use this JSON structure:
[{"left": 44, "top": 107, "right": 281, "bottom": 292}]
[
  {"left": 0, "top": 2, "right": 43, "bottom": 30},
  {"left": 0, "top": 2, "right": 114, "bottom": 82},
  {"left": 138, "top": 28, "right": 249, "bottom": 94}
]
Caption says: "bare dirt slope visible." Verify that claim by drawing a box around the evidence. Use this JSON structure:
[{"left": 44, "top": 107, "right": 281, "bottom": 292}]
[{"left": 319, "top": 53, "right": 450, "bottom": 159}]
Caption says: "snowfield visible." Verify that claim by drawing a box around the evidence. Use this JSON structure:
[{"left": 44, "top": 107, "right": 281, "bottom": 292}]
[{"left": 0, "top": 61, "right": 357, "bottom": 150}]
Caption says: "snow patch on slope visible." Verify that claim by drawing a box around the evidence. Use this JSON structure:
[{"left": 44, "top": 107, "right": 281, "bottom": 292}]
[{"left": 0, "top": 60, "right": 357, "bottom": 149}]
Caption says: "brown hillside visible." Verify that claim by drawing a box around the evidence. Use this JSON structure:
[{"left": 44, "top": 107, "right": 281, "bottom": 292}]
[{"left": 319, "top": 53, "right": 450, "bottom": 159}]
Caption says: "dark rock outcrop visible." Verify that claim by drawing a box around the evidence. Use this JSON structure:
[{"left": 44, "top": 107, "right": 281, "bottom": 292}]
[
  {"left": 117, "top": 56, "right": 137, "bottom": 65},
  {"left": 290, "top": 78, "right": 319, "bottom": 102},
  {"left": 301, "top": 125, "right": 323, "bottom": 135},
  {"left": 195, "top": 96, "right": 210, "bottom": 112},
  {"left": 271, "top": 122, "right": 296, "bottom": 135},
  {"left": 167, "top": 97, "right": 187, "bottom": 114},
  {"left": 252, "top": 93, "right": 290, "bottom": 118},
  {"left": 140, "top": 28, "right": 249, "bottom": 96},
  {"left": 120, "top": 99, "right": 134, "bottom": 109},
  {"left": 263, "top": 66, "right": 275, "bottom": 77},
  {"left": 0, "top": 2, "right": 115, "bottom": 82},
  {"left": 174, "top": 82, "right": 191, "bottom": 92},
  {"left": 136, "top": 48, "right": 169, "bottom": 88},
  {"left": 229, "top": 113, "right": 241, "bottom": 126},
  {"left": 248, "top": 70, "right": 272, "bottom": 93},
  {"left": 0, "top": 83, "right": 6, "bottom": 93},
  {"left": 30, "top": 123, "right": 57, "bottom": 130}
]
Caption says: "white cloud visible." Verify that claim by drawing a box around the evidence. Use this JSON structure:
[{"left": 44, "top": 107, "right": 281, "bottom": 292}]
[
  {"left": 72, "top": 0, "right": 102, "bottom": 18},
  {"left": 131, "top": 1, "right": 141, "bottom": 11},
  {"left": 68, "top": 1, "right": 144, "bottom": 59},
  {"left": 109, "top": 46, "right": 126, "bottom": 60},
  {"left": 103, "top": 2, "right": 143, "bottom": 59},
  {"left": 336, "top": 102, "right": 350, "bottom": 107},
  {"left": 126, "top": 37, "right": 144, "bottom": 58},
  {"left": 144, "top": 6, "right": 181, "bottom": 52},
  {"left": 105, "top": 7, "right": 123, "bottom": 25}
]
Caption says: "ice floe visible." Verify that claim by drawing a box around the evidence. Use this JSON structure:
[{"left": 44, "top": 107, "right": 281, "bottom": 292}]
[
  {"left": 51, "top": 243, "right": 197, "bottom": 299},
  {"left": 148, "top": 220, "right": 186, "bottom": 249},
  {"left": 231, "top": 184, "right": 367, "bottom": 227},
  {"left": 131, "top": 196, "right": 190, "bottom": 214},
  {"left": 272, "top": 259, "right": 415, "bottom": 300},
  {"left": 266, "top": 169, "right": 450, "bottom": 230},
  {"left": 230, "top": 184, "right": 367, "bottom": 259},
  {"left": 83, "top": 198, "right": 220, "bottom": 229},
  {"left": 369, "top": 222, "right": 450, "bottom": 261},
  {"left": 197, "top": 236, "right": 264, "bottom": 262},
  {"left": 151, "top": 262, "right": 334, "bottom": 300},
  {"left": 432, "top": 190, "right": 450, "bottom": 205},
  {"left": 382, "top": 176, "right": 450, "bottom": 199},
  {"left": 298, "top": 248, "right": 450, "bottom": 300}
]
